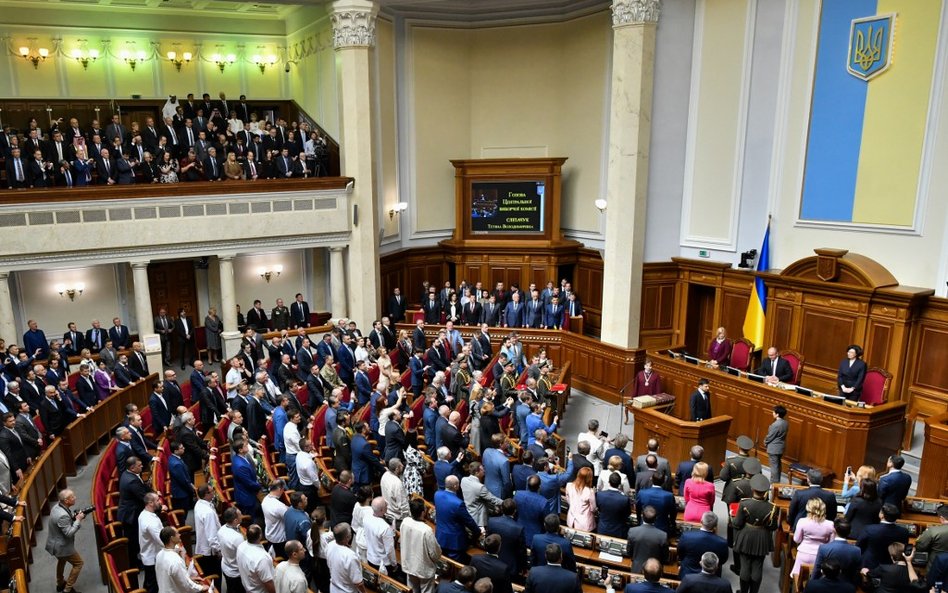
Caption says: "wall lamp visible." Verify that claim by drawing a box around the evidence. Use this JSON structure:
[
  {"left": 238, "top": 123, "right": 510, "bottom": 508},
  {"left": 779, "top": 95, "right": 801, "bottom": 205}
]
[
  {"left": 211, "top": 53, "right": 236, "bottom": 72},
  {"left": 258, "top": 265, "right": 283, "bottom": 283},
  {"left": 55, "top": 283, "right": 85, "bottom": 301},
  {"left": 594, "top": 199, "right": 607, "bottom": 212},
  {"left": 252, "top": 54, "right": 278, "bottom": 73},
  {"left": 166, "top": 50, "right": 192, "bottom": 72},
  {"left": 19, "top": 46, "right": 49, "bottom": 68},
  {"left": 71, "top": 48, "right": 99, "bottom": 70},
  {"left": 388, "top": 202, "right": 408, "bottom": 220},
  {"left": 121, "top": 49, "right": 147, "bottom": 70}
]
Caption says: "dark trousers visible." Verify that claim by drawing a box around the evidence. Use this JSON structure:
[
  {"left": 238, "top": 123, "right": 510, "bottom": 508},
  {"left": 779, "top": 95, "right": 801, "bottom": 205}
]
[
  {"left": 143, "top": 564, "right": 157, "bottom": 593},
  {"left": 178, "top": 339, "right": 194, "bottom": 369},
  {"left": 122, "top": 521, "right": 141, "bottom": 568},
  {"left": 270, "top": 541, "right": 286, "bottom": 560},
  {"left": 225, "top": 573, "right": 246, "bottom": 593},
  {"left": 197, "top": 555, "right": 221, "bottom": 591},
  {"left": 442, "top": 548, "right": 471, "bottom": 565},
  {"left": 738, "top": 553, "right": 765, "bottom": 593},
  {"left": 172, "top": 495, "right": 194, "bottom": 513}
]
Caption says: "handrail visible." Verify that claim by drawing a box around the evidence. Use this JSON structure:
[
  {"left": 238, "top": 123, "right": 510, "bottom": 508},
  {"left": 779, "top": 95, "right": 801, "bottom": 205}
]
[{"left": 5, "top": 374, "right": 155, "bottom": 582}]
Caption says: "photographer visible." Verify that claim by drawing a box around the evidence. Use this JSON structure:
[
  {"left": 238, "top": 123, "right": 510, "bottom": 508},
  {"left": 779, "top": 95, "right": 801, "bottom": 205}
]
[{"left": 45, "top": 489, "right": 87, "bottom": 593}]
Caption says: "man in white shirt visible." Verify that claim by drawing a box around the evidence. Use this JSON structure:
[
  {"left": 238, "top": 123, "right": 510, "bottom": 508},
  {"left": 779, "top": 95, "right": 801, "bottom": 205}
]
[
  {"left": 225, "top": 358, "right": 243, "bottom": 401},
  {"left": 380, "top": 459, "right": 409, "bottom": 526},
  {"left": 295, "top": 437, "right": 319, "bottom": 506},
  {"left": 217, "top": 507, "right": 246, "bottom": 593},
  {"left": 193, "top": 485, "right": 222, "bottom": 590},
  {"left": 400, "top": 499, "right": 442, "bottom": 593},
  {"left": 362, "top": 497, "right": 397, "bottom": 575},
  {"left": 326, "top": 523, "right": 365, "bottom": 593},
  {"left": 283, "top": 410, "right": 303, "bottom": 490},
  {"left": 274, "top": 539, "right": 308, "bottom": 593},
  {"left": 262, "top": 480, "right": 289, "bottom": 559},
  {"left": 156, "top": 526, "right": 209, "bottom": 593},
  {"left": 237, "top": 524, "right": 276, "bottom": 593},
  {"left": 576, "top": 419, "right": 608, "bottom": 476},
  {"left": 138, "top": 492, "right": 164, "bottom": 593}
]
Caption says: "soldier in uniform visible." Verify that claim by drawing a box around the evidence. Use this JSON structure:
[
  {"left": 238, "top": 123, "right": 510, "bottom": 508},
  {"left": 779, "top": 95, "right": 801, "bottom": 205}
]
[
  {"left": 723, "top": 457, "right": 761, "bottom": 574},
  {"left": 452, "top": 355, "right": 473, "bottom": 403},
  {"left": 499, "top": 361, "right": 518, "bottom": 401},
  {"left": 536, "top": 364, "right": 555, "bottom": 409},
  {"left": 720, "top": 435, "right": 755, "bottom": 489},
  {"left": 732, "top": 473, "right": 779, "bottom": 593}
]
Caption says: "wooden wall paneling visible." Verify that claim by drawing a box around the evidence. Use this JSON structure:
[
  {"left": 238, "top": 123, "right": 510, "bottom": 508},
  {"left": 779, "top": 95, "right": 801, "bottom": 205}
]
[
  {"left": 719, "top": 289, "right": 750, "bottom": 341},
  {"left": 915, "top": 412, "right": 948, "bottom": 498},
  {"left": 770, "top": 302, "right": 795, "bottom": 354}
]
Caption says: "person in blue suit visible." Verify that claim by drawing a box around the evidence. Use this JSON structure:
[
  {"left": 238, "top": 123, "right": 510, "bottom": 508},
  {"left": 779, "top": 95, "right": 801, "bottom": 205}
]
[
  {"left": 354, "top": 360, "right": 372, "bottom": 408},
  {"left": 108, "top": 317, "right": 131, "bottom": 350},
  {"left": 482, "top": 436, "right": 513, "bottom": 499},
  {"left": 676, "top": 552, "right": 732, "bottom": 593},
  {"left": 515, "top": 391, "right": 532, "bottom": 446},
  {"left": 788, "top": 469, "right": 838, "bottom": 530},
  {"left": 410, "top": 350, "right": 427, "bottom": 399},
  {"left": 624, "top": 558, "right": 674, "bottom": 593},
  {"left": 525, "top": 403, "right": 557, "bottom": 446},
  {"left": 514, "top": 475, "right": 548, "bottom": 545},
  {"left": 811, "top": 519, "right": 862, "bottom": 586},
  {"left": 435, "top": 475, "right": 481, "bottom": 563},
  {"left": 538, "top": 457, "right": 573, "bottom": 515},
  {"left": 525, "top": 544, "right": 582, "bottom": 593},
  {"left": 487, "top": 498, "right": 528, "bottom": 577},
  {"left": 351, "top": 421, "right": 383, "bottom": 488},
  {"left": 857, "top": 503, "right": 909, "bottom": 569},
  {"left": 503, "top": 293, "right": 525, "bottom": 328},
  {"left": 878, "top": 455, "right": 912, "bottom": 508},
  {"left": 315, "top": 334, "right": 334, "bottom": 368},
  {"left": 471, "top": 535, "right": 515, "bottom": 593},
  {"left": 635, "top": 471, "right": 677, "bottom": 536},
  {"left": 604, "top": 434, "right": 634, "bottom": 483},
  {"left": 677, "top": 512, "right": 728, "bottom": 578},
  {"left": 336, "top": 337, "right": 356, "bottom": 389},
  {"left": 597, "top": 472, "right": 633, "bottom": 537},
  {"left": 434, "top": 446, "right": 463, "bottom": 490},
  {"left": 542, "top": 296, "right": 565, "bottom": 330},
  {"left": 149, "top": 381, "right": 173, "bottom": 433},
  {"left": 22, "top": 320, "right": 49, "bottom": 360},
  {"left": 232, "top": 440, "right": 261, "bottom": 519},
  {"left": 804, "top": 558, "right": 855, "bottom": 593},
  {"left": 168, "top": 441, "right": 195, "bottom": 511},
  {"left": 423, "top": 394, "right": 440, "bottom": 451},
  {"left": 513, "top": 451, "right": 538, "bottom": 492},
  {"left": 531, "top": 514, "right": 576, "bottom": 571}
]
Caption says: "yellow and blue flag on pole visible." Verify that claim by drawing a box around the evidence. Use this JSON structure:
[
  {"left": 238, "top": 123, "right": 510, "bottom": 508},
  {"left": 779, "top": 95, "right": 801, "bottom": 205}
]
[{"left": 742, "top": 220, "right": 770, "bottom": 350}]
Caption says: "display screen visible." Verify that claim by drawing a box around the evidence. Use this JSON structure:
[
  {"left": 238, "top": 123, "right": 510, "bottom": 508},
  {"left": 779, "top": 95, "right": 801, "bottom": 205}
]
[{"left": 470, "top": 181, "right": 545, "bottom": 234}]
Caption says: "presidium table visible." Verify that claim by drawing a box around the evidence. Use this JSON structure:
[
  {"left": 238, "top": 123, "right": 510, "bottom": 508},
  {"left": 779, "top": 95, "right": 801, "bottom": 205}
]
[{"left": 634, "top": 349, "right": 907, "bottom": 487}]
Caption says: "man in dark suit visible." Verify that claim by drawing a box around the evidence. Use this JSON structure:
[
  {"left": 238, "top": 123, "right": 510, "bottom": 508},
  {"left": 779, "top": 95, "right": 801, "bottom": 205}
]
[
  {"left": 149, "top": 381, "right": 173, "bottom": 434},
  {"left": 812, "top": 519, "right": 862, "bottom": 586},
  {"left": 85, "top": 320, "right": 105, "bottom": 353},
  {"left": 1, "top": 412, "right": 30, "bottom": 476},
  {"left": 503, "top": 292, "right": 525, "bottom": 328},
  {"left": 625, "top": 559, "right": 673, "bottom": 593},
  {"left": 329, "top": 471, "right": 358, "bottom": 527},
  {"left": 412, "top": 320, "right": 427, "bottom": 352},
  {"left": 524, "top": 544, "right": 582, "bottom": 593},
  {"left": 542, "top": 296, "right": 565, "bottom": 330},
  {"left": 422, "top": 290, "right": 441, "bottom": 324},
  {"left": 756, "top": 347, "right": 794, "bottom": 384},
  {"left": 636, "top": 471, "right": 677, "bottom": 536},
  {"left": 174, "top": 309, "right": 195, "bottom": 371},
  {"left": 471, "top": 534, "right": 514, "bottom": 593},
  {"left": 878, "top": 455, "right": 912, "bottom": 508},
  {"left": 115, "top": 151, "right": 135, "bottom": 184},
  {"left": 857, "top": 504, "right": 910, "bottom": 569},
  {"left": 597, "top": 472, "right": 632, "bottom": 538},
  {"left": 437, "top": 566, "right": 477, "bottom": 593},
  {"left": 27, "top": 149, "right": 51, "bottom": 187},
  {"left": 480, "top": 296, "right": 502, "bottom": 327},
  {"left": 62, "top": 322, "right": 85, "bottom": 357},
  {"left": 105, "top": 114, "right": 127, "bottom": 146},
  {"left": 514, "top": 475, "right": 548, "bottom": 545},
  {"left": 676, "top": 552, "right": 733, "bottom": 593},
  {"left": 246, "top": 300, "right": 268, "bottom": 331},
  {"left": 678, "top": 512, "right": 728, "bottom": 578},
  {"left": 117, "top": 457, "right": 152, "bottom": 563},
  {"left": 351, "top": 421, "right": 383, "bottom": 488},
  {"left": 487, "top": 498, "right": 528, "bottom": 577},
  {"left": 290, "top": 293, "right": 311, "bottom": 328},
  {"left": 75, "top": 364, "right": 98, "bottom": 408},
  {"left": 5, "top": 147, "right": 29, "bottom": 189},
  {"left": 531, "top": 514, "right": 576, "bottom": 571},
  {"left": 128, "top": 342, "right": 149, "bottom": 378},
  {"left": 627, "top": 505, "right": 669, "bottom": 573},
  {"left": 108, "top": 318, "right": 131, "bottom": 350},
  {"left": 203, "top": 146, "right": 222, "bottom": 181},
  {"left": 127, "top": 413, "right": 157, "bottom": 468},
  {"left": 383, "top": 288, "right": 406, "bottom": 324},
  {"left": 675, "top": 445, "right": 714, "bottom": 494},
  {"left": 38, "top": 386, "right": 67, "bottom": 439},
  {"left": 788, "top": 468, "right": 838, "bottom": 529},
  {"left": 523, "top": 291, "right": 544, "bottom": 329},
  {"left": 805, "top": 558, "right": 855, "bottom": 593},
  {"left": 635, "top": 454, "right": 673, "bottom": 492},
  {"left": 690, "top": 378, "right": 713, "bottom": 421},
  {"left": 439, "top": 411, "right": 469, "bottom": 459}
]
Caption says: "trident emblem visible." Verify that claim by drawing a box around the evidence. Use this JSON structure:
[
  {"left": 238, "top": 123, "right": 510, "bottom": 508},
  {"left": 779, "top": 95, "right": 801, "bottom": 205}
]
[
  {"left": 847, "top": 14, "right": 896, "bottom": 81},
  {"left": 852, "top": 25, "right": 884, "bottom": 71}
]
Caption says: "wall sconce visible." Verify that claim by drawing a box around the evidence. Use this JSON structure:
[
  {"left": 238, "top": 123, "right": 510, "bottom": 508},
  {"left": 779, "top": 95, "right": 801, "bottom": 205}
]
[
  {"left": 55, "top": 283, "right": 85, "bottom": 301},
  {"left": 211, "top": 53, "right": 236, "bottom": 72},
  {"left": 388, "top": 202, "right": 408, "bottom": 220},
  {"left": 252, "top": 54, "right": 278, "bottom": 73},
  {"left": 71, "top": 48, "right": 99, "bottom": 70},
  {"left": 166, "top": 50, "right": 192, "bottom": 72},
  {"left": 258, "top": 265, "right": 283, "bottom": 283},
  {"left": 121, "top": 49, "right": 147, "bottom": 70},
  {"left": 19, "top": 46, "right": 49, "bottom": 68},
  {"left": 594, "top": 199, "right": 607, "bottom": 212}
]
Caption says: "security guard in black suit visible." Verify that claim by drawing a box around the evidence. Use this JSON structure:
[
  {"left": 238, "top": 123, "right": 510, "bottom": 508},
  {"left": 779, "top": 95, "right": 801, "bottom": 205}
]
[
  {"left": 723, "top": 457, "right": 761, "bottom": 574},
  {"left": 732, "top": 473, "right": 780, "bottom": 593},
  {"left": 720, "top": 434, "right": 755, "bottom": 489}
]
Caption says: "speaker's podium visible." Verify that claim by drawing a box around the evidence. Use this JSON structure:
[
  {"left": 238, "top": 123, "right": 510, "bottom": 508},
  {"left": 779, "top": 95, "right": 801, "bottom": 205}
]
[{"left": 630, "top": 405, "right": 732, "bottom": 474}]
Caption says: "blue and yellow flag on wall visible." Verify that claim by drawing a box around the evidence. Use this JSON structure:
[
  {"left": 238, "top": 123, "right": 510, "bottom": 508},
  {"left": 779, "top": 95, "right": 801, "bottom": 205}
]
[
  {"left": 800, "top": 0, "right": 942, "bottom": 227},
  {"left": 742, "top": 220, "right": 770, "bottom": 352}
]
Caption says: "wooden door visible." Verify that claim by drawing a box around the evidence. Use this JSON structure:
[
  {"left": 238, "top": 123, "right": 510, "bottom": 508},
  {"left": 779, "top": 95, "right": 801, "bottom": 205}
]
[
  {"left": 684, "top": 284, "right": 715, "bottom": 356},
  {"left": 147, "top": 260, "right": 198, "bottom": 359}
]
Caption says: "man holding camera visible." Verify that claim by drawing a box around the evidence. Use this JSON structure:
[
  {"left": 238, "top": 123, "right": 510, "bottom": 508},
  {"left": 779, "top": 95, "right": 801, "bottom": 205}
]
[{"left": 46, "top": 489, "right": 87, "bottom": 593}]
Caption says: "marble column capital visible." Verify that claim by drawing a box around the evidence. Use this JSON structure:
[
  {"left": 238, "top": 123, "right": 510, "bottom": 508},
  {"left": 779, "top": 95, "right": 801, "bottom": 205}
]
[
  {"left": 329, "top": 245, "right": 347, "bottom": 253},
  {"left": 130, "top": 261, "right": 150, "bottom": 270},
  {"left": 611, "top": 0, "right": 661, "bottom": 27},
  {"left": 330, "top": 0, "right": 379, "bottom": 49},
  {"left": 218, "top": 254, "right": 237, "bottom": 262}
]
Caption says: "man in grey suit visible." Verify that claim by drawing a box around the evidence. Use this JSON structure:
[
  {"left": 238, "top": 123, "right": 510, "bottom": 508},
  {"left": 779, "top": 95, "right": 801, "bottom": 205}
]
[
  {"left": 626, "top": 505, "right": 669, "bottom": 574},
  {"left": 634, "top": 437, "right": 671, "bottom": 476},
  {"left": 763, "top": 405, "right": 788, "bottom": 483},
  {"left": 0, "top": 447, "right": 12, "bottom": 495},
  {"left": 462, "top": 461, "right": 503, "bottom": 528},
  {"left": 45, "top": 489, "right": 88, "bottom": 593}
]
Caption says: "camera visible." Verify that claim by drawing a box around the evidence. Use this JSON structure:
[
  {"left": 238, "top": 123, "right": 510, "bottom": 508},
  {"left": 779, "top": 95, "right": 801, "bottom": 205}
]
[{"left": 78, "top": 505, "right": 95, "bottom": 515}]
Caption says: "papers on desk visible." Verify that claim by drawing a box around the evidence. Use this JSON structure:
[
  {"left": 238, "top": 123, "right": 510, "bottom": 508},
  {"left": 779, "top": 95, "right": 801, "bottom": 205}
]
[{"left": 599, "top": 551, "right": 624, "bottom": 563}]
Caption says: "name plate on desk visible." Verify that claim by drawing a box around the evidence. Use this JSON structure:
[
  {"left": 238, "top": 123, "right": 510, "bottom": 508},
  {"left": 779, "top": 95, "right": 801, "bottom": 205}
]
[{"left": 599, "top": 551, "right": 625, "bottom": 563}]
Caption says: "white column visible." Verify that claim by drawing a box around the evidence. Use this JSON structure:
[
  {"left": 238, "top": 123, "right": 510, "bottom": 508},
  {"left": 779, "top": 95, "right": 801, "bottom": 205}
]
[
  {"left": 130, "top": 261, "right": 162, "bottom": 373},
  {"left": 599, "top": 0, "right": 661, "bottom": 348},
  {"left": 329, "top": 246, "right": 348, "bottom": 320},
  {"left": 0, "top": 271, "right": 16, "bottom": 343},
  {"left": 332, "top": 0, "right": 381, "bottom": 327},
  {"left": 218, "top": 255, "right": 242, "bottom": 359}
]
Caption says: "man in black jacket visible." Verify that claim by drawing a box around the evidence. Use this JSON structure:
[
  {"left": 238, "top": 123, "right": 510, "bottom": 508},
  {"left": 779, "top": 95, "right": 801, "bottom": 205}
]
[{"left": 117, "top": 457, "right": 152, "bottom": 565}]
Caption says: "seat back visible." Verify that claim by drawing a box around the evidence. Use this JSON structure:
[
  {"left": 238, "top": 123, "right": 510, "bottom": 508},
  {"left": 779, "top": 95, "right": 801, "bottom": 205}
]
[
  {"left": 181, "top": 382, "right": 193, "bottom": 407},
  {"left": 730, "top": 338, "right": 754, "bottom": 372},
  {"left": 311, "top": 403, "right": 328, "bottom": 446},
  {"left": 861, "top": 367, "right": 891, "bottom": 405},
  {"left": 781, "top": 349, "right": 804, "bottom": 385}
]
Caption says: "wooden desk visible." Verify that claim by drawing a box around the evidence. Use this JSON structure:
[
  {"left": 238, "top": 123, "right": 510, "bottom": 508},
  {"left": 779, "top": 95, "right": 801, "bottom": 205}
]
[
  {"left": 916, "top": 412, "right": 948, "bottom": 498},
  {"left": 649, "top": 350, "right": 907, "bottom": 487},
  {"left": 630, "top": 406, "right": 732, "bottom": 473}
]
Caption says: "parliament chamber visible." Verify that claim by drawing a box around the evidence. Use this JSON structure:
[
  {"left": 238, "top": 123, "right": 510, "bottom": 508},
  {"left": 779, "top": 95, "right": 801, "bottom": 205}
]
[{"left": 1, "top": 1, "right": 948, "bottom": 593}]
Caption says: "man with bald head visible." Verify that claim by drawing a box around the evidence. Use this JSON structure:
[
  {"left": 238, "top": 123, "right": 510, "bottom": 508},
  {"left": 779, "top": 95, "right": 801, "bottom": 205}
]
[
  {"left": 435, "top": 475, "right": 482, "bottom": 563},
  {"left": 440, "top": 410, "right": 470, "bottom": 459}
]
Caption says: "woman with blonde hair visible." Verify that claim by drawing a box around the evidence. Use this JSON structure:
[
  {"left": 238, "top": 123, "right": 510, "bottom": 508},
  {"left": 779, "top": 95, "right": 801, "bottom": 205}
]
[
  {"left": 396, "top": 328, "right": 412, "bottom": 369},
  {"left": 469, "top": 383, "right": 485, "bottom": 454},
  {"left": 597, "top": 455, "right": 631, "bottom": 494},
  {"left": 841, "top": 465, "right": 876, "bottom": 499},
  {"left": 791, "top": 497, "right": 835, "bottom": 577},
  {"left": 375, "top": 345, "right": 397, "bottom": 385},
  {"left": 566, "top": 466, "right": 597, "bottom": 531},
  {"left": 683, "top": 461, "right": 715, "bottom": 522}
]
